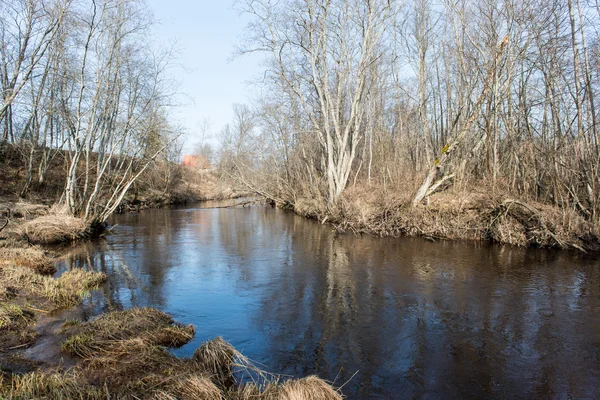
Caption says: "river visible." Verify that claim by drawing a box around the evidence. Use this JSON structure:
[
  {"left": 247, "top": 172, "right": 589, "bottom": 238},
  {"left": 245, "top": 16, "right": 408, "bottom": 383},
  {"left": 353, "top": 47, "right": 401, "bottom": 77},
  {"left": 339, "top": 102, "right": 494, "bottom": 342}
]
[{"left": 55, "top": 201, "right": 600, "bottom": 399}]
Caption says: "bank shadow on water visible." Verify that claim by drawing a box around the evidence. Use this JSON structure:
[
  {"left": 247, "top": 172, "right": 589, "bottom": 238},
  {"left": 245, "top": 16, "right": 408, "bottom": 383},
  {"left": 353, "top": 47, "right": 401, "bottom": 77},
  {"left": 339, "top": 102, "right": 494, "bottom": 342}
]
[{"left": 55, "top": 202, "right": 600, "bottom": 399}]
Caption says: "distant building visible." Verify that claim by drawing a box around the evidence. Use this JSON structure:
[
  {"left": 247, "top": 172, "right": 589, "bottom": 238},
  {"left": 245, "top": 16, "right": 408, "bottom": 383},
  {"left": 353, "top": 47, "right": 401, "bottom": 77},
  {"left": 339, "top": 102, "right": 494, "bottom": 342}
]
[{"left": 182, "top": 155, "right": 212, "bottom": 169}]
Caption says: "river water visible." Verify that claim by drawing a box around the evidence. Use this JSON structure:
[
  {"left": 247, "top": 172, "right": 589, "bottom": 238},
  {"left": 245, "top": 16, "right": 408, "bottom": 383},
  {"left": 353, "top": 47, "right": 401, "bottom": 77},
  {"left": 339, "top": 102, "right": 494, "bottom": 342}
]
[{"left": 56, "top": 201, "right": 600, "bottom": 399}]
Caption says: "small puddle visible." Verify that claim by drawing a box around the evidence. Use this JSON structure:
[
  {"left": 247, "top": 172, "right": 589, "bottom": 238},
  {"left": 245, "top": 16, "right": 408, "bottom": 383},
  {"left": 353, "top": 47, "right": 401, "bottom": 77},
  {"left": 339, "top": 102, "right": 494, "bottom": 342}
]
[{"left": 23, "top": 307, "right": 86, "bottom": 370}]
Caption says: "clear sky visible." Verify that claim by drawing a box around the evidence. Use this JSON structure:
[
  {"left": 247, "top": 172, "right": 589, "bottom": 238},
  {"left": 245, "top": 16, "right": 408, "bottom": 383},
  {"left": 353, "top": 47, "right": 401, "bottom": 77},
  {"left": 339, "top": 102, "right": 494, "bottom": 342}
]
[{"left": 146, "top": 0, "right": 263, "bottom": 152}]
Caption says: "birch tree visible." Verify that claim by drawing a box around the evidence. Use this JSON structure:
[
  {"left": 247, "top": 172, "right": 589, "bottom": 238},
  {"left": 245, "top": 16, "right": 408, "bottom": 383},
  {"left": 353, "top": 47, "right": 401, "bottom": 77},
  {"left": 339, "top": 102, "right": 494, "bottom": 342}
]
[{"left": 239, "top": 0, "right": 399, "bottom": 204}]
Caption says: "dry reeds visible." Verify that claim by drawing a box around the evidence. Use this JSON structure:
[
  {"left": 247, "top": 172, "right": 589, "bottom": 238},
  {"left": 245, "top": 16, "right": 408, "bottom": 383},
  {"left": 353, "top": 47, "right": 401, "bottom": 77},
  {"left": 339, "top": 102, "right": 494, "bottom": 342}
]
[
  {"left": 193, "top": 337, "right": 237, "bottom": 387},
  {"left": 61, "top": 307, "right": 196, "bottom": 360},
  {"left": 10, "top": 203, "right": 49, "bottom": 220},
  {"left": 2, "top": 304, "right": 342, "bottom": 400},
  {"left": 3, "top": 307, "right": 344, "bottom": 400},
  {"left": 6, "top": 371, "right": 105, "bottom": 400},
  {"left": 293, "top": 184, "right": 600, "bottom": 252},
  {"left": 170, "top": 375, "right": 224, "bottom": 400}
]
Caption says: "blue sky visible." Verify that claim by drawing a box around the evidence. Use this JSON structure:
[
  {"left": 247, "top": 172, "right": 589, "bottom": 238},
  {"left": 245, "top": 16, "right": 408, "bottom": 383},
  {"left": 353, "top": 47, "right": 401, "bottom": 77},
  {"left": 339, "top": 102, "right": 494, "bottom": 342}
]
[{"left": 146, "top": 0, "right": 263, "bottom": 152}]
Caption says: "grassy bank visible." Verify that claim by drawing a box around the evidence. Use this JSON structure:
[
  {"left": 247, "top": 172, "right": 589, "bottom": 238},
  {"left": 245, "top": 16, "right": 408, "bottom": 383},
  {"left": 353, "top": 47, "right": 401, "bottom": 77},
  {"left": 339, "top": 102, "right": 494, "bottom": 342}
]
[
  {"left": 283, "top": 184, "right": 600, "bottom": 252},
  {"left": 0, "top": 256, "right": 106, "bottom": 354},
  {"left": 0, "top": 308, "right": 342, "bottom": 399},
  {"left": 0, "top": 268, "right": 342, "bottom": 399},
  {"left": 0, "top": 205, "right": 341, "bottom": 399}
]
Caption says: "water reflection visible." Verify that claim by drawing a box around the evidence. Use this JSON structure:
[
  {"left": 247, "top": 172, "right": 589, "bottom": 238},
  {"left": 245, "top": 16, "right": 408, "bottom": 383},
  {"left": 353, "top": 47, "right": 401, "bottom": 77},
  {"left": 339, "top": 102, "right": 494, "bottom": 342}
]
[{"left": 56, "top": 204, "right": 600, "bottom": 399}]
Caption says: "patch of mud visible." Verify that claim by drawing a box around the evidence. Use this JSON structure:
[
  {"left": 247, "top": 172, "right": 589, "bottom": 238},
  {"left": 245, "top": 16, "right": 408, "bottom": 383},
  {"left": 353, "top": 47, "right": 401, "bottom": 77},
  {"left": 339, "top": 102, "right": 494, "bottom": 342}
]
[{"left": 22, "top": 308, "right": 85, "bottom": 370}]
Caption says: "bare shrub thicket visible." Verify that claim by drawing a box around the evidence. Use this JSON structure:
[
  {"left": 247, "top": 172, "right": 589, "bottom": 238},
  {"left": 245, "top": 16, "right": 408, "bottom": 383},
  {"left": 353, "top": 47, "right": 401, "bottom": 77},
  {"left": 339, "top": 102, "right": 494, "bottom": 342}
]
[
  {"left": 0, "top": 0, "right": 182, "bottom": 223},
  {"left": 224, "top": 0, "right": 600, "bottom": 231}
]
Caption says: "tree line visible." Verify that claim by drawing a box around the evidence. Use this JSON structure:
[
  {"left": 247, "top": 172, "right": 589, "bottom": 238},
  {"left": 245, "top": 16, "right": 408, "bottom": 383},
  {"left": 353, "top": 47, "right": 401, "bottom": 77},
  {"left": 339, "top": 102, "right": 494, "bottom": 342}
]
[
  {"left": 222, "top": 0, "right": 600, "bottom": 225},
  {"left": 0, "top": 0, "right": 180, "bottom": 223}
]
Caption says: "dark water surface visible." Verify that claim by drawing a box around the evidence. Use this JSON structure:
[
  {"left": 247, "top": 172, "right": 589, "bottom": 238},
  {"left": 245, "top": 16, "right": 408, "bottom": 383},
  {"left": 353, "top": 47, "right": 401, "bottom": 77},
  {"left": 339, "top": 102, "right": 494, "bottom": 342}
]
[{"left": 56, "top": 201, "right": 600, "bottom": 399}]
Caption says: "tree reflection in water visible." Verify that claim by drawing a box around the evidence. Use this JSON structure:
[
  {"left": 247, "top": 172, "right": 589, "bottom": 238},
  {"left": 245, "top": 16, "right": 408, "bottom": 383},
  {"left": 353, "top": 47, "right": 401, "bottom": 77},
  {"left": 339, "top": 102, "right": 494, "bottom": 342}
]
[{"left": 56, "top": 204, "right": 600, "bottom": 399}]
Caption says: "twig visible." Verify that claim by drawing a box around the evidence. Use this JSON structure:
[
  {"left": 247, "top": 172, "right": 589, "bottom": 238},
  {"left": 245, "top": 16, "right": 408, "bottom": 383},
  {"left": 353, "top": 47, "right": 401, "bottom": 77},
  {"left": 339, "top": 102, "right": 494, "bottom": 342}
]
[
  {"left": 25, "top": 305, "right": 50, "bottom": 314},
  {"left": 337, "top": 370, "right": 359, "bottom": 392},
  {"left": 8, "top": 342, "right": 33, "bottom": 350}
]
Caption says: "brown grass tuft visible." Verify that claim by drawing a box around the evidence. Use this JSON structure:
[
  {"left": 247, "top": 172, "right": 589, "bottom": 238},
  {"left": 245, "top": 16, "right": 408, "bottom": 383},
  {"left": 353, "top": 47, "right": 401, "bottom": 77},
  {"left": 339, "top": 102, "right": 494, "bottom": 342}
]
[
  {"left": 277, "top": 376, "right": 343, "bottom": 400},
  {"left": 10, "top": 202, "right": 49, "bottom": 220},
  {"left": 193, "top": 337, "right": 237, "bottom": 386},
  {"left": 0, "top": 246, "right": 56, "bottom": 275},
  {"left": 0, "top": 302, "right": 37, "bottom": 351},
  {"left": 3, "top": 307, "right": 343, "bottom": 400},
  {"left": 172, "top": 375, "right": 224, "bottom": 400},
  {"left": 0, "top": 265, "right": 106, "bottom": 309},
  {"left": 61, "top": 308, "right": 196, "bottom": 362},
  {"left": 6, "top": 371, "right": 105, "bottom": 400},
  {"left": 20, "top": 215, "right": 89, "bottom": 245},
  {"left": 0, "top": 303, "right": 33, "bottom": 331}
]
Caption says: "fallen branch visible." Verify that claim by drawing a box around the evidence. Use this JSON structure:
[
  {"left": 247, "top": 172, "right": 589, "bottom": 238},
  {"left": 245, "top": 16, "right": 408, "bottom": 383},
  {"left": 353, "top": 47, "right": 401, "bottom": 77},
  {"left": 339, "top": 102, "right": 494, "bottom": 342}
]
[
  {"left": 424, "top": 173, "right": 455, "bottom": 198},
  {"left": 204, "top": 199, "right": 262, "bottom": 209}
]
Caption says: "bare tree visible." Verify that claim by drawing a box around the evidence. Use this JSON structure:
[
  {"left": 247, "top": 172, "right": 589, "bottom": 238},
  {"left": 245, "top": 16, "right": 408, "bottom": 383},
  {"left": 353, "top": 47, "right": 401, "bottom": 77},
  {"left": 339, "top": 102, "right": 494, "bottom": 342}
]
[{"left": 239, "top": 0, "right": 399, "bottom": 204}]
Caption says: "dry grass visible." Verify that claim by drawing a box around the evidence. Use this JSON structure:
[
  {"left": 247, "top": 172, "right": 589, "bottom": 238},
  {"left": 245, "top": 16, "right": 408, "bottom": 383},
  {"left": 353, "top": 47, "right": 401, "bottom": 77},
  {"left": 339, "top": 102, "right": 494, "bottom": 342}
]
[
  {"left": 193, "top": 337, "right": 237, "bottom": 387},
  {"left": 167, "top": 375, "right": 224, "bottom": 400},
  {"left": 10, "top": 202, "right": 49, "bottom": 220},
  {"left": 0, "top": 246, "right": 56, "bottom": 275},
  {"left": 290, "top": 184, "right": 600, "bottom": 252},
  {"left": 0, "top": 302, "right": 37, "bottom": 351},
  {"left": 19, "top": 214, "right": 89, "bottom": 245},
  {"left": 277, "top": 376, "right": 343, "bottom": 400},
  {"left": 0, "top": 303, "right": 33, "bottom": 331},
  {"left": 61, "top": 307, "right": 195, "bottom": 359},
  {"left": 1, "top": 307, "right": 343, "bottom": 400},
  {"left": 0, "top": 265, "right": 107, "bottom": 309},
  {"left": 4, "top": 371, "right": 105, "bottom": 400}
]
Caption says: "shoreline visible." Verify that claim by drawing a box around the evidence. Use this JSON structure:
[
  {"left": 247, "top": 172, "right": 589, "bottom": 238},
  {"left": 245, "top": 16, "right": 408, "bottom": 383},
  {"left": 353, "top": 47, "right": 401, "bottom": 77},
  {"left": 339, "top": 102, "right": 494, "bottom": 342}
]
[
  {"left": 2, "top": 193, "right": 597, "bottom": 397},
  {"left": 272, "top": 189, "right": 600, "bottom": 253},
  {"left": 0, "top": 197, "right": 342, "bottom": 399}
]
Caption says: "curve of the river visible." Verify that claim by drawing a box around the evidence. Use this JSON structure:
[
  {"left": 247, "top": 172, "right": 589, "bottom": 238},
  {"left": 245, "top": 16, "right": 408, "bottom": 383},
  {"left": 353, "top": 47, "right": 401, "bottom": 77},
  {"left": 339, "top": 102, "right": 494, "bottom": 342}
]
[{"left": 56, "top": 201, "right": 600, "bottom": 399}]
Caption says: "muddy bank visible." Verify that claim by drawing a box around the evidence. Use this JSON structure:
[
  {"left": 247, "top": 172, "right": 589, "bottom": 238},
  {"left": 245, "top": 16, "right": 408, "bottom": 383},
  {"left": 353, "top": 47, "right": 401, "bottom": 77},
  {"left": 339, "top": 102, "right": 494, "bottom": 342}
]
[{"left": 278, "top": 188, "right": 600, "bottom": 252}]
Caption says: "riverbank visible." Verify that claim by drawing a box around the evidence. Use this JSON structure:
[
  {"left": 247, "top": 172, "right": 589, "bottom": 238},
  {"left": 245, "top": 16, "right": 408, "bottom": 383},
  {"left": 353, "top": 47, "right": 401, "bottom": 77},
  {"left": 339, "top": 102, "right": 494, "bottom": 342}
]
[
  {"left": 0, "top": 200, "right": 342, "bottom": 398},
  {"left": 0, "top": 227, "right": 342, "bottom": 399},
  {"left": 281, "top": 185, "right": 600, "bottom": 252},
  {"left": 1, "top": 303, "right": 342, "bottom": 399},
  {"left": 0, "top": 143, "right": 248, "bottom": 216}
]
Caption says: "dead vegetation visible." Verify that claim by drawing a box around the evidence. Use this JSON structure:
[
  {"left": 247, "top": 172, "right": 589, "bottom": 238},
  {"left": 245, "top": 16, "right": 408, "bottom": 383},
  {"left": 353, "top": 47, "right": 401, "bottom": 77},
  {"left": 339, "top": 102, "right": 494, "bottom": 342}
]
[
  {"left": 1, "top": 307, "right": 343, "bottom": 400},
  {"left": 0, "top": 303, "right": 36, "bottom": 351},
  {"left": 0, "top": 245, "right": 56, "bottom": 275},
  {"left": 289, "top": 185, "right": 600, "bottom": 252},
  {"left": 18, "top": 215, "right": 90, "bottom": 245},
  {"left": 0, "top": 265, "right": 107, "bottom": 311},
  {"left": 1, "top": 203, "right": 49, "bottom": 220},
  {"left": 0, "top": 258, "right": 106, "bottom": 354},
  {"left": 0, "top": 198, "right": 92, "bottom": 247}
]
